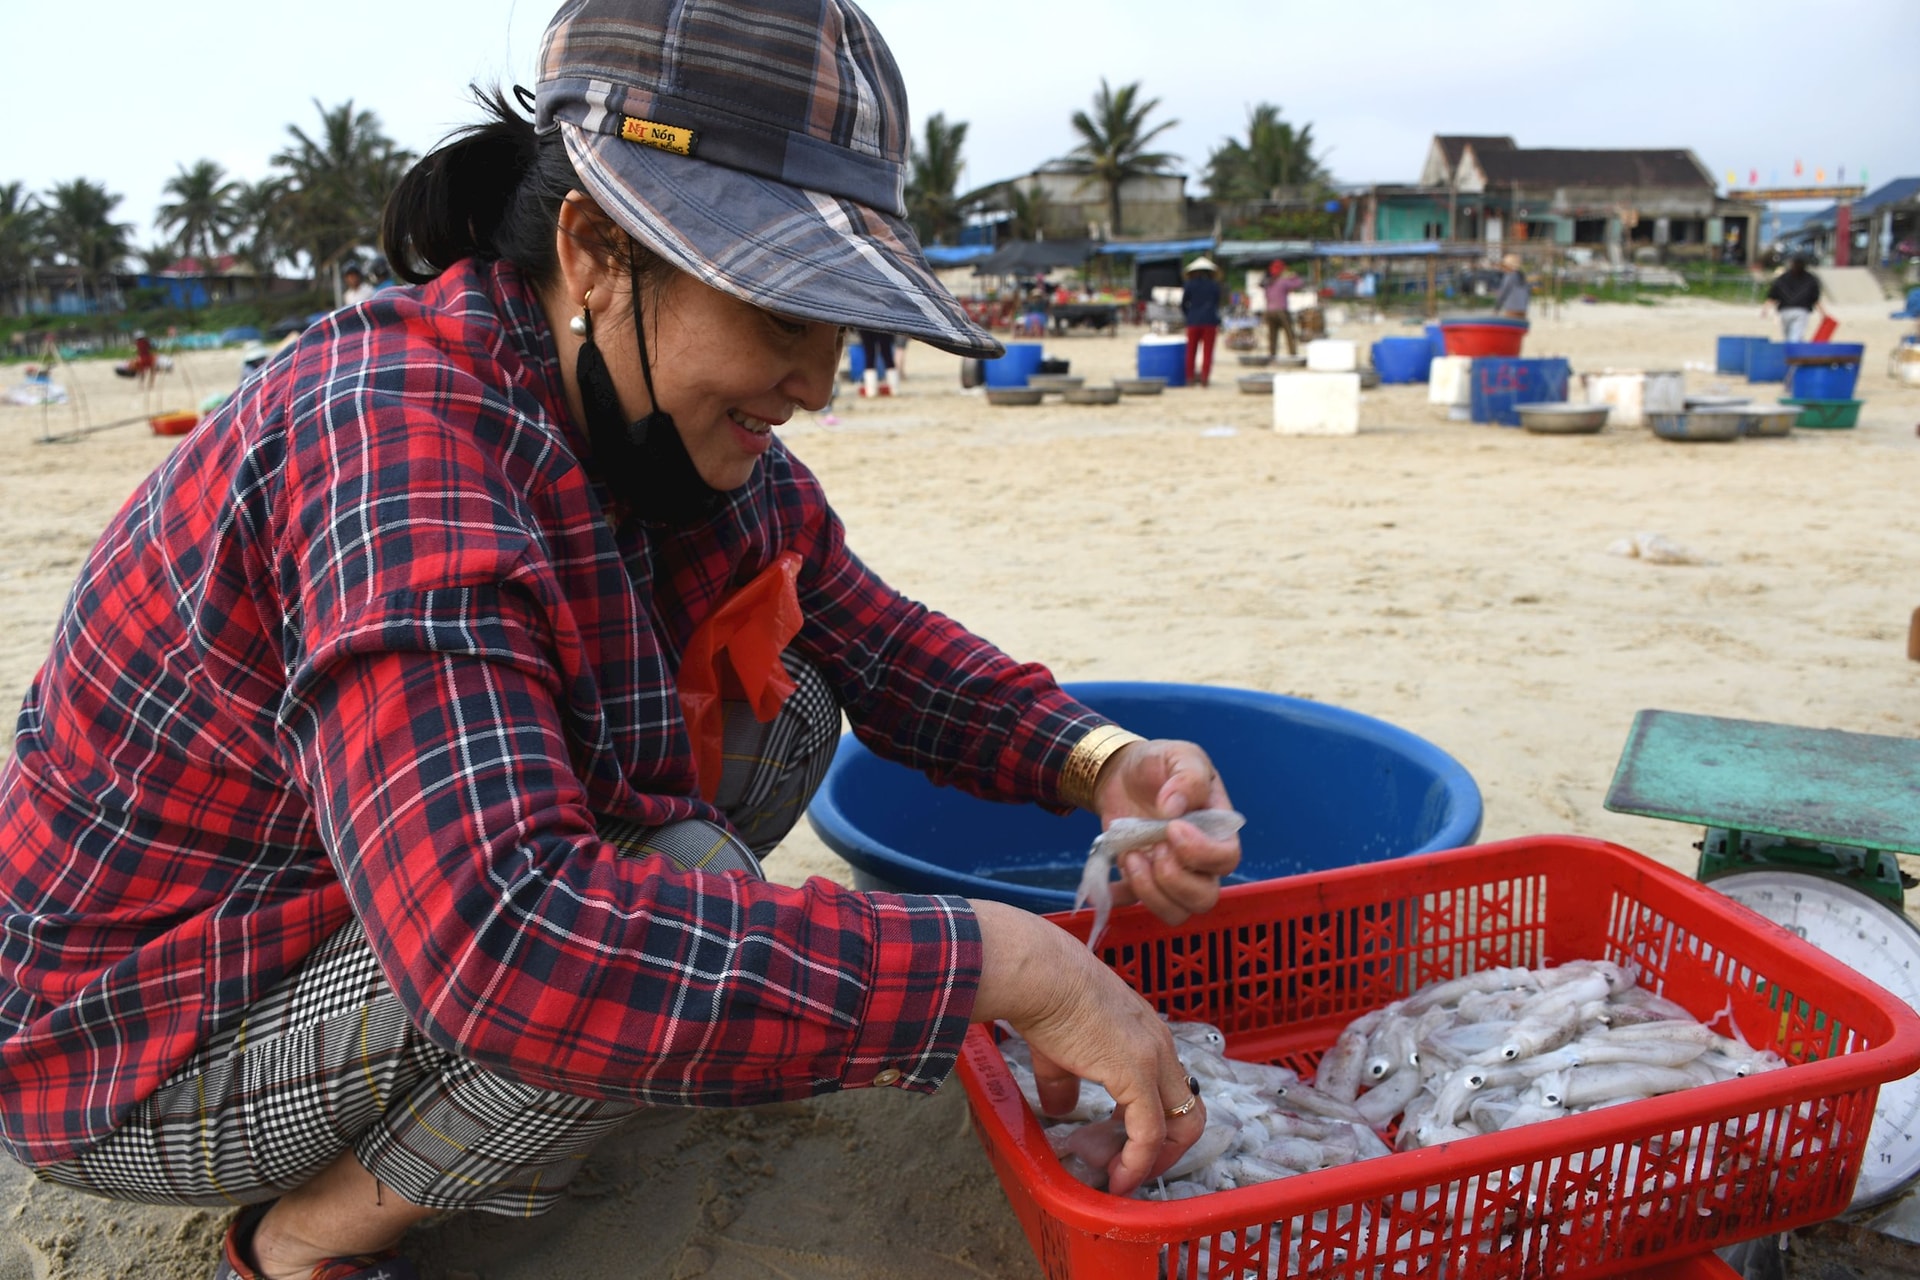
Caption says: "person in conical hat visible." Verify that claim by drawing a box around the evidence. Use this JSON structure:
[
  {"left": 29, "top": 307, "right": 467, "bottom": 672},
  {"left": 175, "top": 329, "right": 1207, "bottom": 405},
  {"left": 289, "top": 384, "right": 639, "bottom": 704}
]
[{"left": 1180, "top": 255, "right": 1223, "bottom": 386}]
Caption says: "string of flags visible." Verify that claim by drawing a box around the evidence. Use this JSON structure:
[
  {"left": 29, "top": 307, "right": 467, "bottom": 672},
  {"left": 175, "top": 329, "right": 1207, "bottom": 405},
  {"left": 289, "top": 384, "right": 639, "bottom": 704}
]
[{"left": 1722, "top": 162, "right": 1866, "bottom": 188}]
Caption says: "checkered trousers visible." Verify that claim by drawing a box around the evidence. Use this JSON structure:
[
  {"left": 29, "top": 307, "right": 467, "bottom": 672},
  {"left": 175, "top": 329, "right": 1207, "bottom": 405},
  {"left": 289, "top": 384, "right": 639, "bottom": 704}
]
[{"left": 33, "top": 662, "right": 840, "bottom": 1216}]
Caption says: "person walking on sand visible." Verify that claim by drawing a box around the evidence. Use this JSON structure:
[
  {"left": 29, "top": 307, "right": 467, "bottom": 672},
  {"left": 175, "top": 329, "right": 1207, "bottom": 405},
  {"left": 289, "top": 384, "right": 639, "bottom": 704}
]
[
  {"left": 1494, "top": 253, "right": 1531, "bottom": 319},
  {"left": 1181, "top": 256, "right": 1222, "bottom": 387},
  {"left": 0, "top": 3, "right": 1243, "bottom": 1277},
  {"left": 1261, "top": 260, "right": 1304, "bottom": 357},
  {"left": 1761, "top": 255, "right": 1831, "bottom": 344}
]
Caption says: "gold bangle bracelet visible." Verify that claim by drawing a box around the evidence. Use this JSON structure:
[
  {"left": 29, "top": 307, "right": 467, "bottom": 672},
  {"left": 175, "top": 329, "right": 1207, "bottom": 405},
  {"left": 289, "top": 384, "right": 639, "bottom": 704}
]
[{"left": 1059, "top": 724, "right": 1147, "bottom": 811}]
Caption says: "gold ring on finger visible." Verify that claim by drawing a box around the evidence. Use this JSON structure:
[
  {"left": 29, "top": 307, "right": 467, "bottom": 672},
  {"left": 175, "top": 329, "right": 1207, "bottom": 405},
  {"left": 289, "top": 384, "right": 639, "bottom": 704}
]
[{"left": 1163, "top": 1074, "right": 1202, "bottom": 1119}]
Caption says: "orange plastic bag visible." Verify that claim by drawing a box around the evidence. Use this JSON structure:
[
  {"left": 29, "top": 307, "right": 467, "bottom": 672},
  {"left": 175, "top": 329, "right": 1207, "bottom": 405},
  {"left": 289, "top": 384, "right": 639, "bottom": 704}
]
[{"left": 676, "top": 551, "right": 804, "bottom": 801}]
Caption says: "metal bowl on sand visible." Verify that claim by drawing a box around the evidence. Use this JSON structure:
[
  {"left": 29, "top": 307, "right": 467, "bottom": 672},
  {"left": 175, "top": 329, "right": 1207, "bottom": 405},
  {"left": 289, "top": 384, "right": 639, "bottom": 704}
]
[
  {"left": 1650, "top": 410, "right": 1740, "bottom": 442},
  {"left": 1742, "top": 405, "right": 1798, "bottom": 437},
  {"left": 1516, "top": 402, "right": 1609, "bottom": 435},
  {"left": 1063, "top": 385, "right": 1121, "bottom": 405},
  {"left": 985, "top": 387, "right": 1046, "bottom": 407},
  {"left": 1026, "top": 374, "right": 1085, "bottom": 393}
]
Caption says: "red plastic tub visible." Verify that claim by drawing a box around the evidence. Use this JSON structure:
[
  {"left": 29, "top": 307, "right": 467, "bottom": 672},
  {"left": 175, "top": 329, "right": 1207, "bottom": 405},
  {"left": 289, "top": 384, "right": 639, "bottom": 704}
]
[
  {"left": 149, "top": 411, "right": 199, "bottom": 437},
  {"left": 957, "top": 836, "right": 1920, "bottom": 1280},
  {"left": 1441, "top": 321, "right": 1528, "bottom": 357}
]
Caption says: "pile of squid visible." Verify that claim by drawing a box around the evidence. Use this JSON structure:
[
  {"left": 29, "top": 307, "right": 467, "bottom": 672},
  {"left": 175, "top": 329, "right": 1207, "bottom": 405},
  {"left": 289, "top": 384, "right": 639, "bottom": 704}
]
[{"left": 996, "top": 959, "right": 1789, "bottom": 1200}]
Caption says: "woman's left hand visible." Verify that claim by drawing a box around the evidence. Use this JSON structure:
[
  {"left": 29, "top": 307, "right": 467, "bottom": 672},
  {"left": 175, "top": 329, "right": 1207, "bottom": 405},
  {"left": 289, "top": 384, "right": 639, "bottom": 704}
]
[{"left": 1091, "top": 739, "right": 1241, "bottom": 927}]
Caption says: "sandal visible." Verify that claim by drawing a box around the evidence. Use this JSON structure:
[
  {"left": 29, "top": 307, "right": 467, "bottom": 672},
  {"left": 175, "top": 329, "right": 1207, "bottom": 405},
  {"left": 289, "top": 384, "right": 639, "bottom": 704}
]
[{"left": 213, "top": 1201, "right": 421, "bottom": 1280}]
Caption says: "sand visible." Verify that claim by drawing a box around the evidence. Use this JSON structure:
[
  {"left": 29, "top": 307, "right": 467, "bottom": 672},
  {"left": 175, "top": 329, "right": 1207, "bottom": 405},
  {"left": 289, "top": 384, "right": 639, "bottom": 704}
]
[{"left": 2, "top": 294, "right": 1917, "bottom": 1278}]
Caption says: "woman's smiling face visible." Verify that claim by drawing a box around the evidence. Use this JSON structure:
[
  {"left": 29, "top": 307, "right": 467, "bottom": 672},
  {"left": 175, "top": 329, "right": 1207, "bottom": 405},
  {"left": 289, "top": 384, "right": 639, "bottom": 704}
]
[{"left": 591, "top": 269, "right": 844, "bottom": 492}]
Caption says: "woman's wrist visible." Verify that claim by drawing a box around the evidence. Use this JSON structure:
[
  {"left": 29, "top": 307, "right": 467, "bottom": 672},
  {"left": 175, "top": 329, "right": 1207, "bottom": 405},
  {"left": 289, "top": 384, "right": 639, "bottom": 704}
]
[{"left": 1059, "top": 724, "right": 1146, "bottom": 811}]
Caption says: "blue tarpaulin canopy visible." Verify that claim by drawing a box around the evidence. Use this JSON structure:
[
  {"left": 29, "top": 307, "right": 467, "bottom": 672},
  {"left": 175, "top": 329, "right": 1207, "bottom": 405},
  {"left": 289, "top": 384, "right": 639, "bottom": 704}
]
[
  {"left": 1092, "top": 237, "right": 1217, "bottom": 261},
  {"left": 1213, "top": 240, "right": 1484, "bottom": 260},
  {"left": 923, "top": 244, "right": 997, "bottom": 267}
]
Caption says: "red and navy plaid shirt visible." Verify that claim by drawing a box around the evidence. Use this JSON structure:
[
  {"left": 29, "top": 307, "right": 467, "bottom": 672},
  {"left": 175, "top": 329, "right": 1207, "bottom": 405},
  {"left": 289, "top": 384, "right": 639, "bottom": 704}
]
[{"left": 0, "top": 259, "right": 1102, "bottom": 1165}]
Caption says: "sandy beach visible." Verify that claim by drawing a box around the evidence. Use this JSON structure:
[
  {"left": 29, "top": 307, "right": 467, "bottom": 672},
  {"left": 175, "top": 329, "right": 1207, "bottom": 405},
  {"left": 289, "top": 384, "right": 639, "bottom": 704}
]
[{"left": 3, "top": 293, "right": 1918, "bottom": 1279}]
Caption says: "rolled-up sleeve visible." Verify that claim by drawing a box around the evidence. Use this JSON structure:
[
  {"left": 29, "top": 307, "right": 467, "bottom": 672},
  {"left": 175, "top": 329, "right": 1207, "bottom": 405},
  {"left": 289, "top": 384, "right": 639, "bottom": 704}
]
[{"left": 280, "top": 580, "right": 982, "bottom": 1103}]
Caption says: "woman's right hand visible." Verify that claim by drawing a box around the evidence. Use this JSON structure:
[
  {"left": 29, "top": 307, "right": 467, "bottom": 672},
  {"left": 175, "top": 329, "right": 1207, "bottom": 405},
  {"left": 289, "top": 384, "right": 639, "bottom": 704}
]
[{"left": 968, "top": 898, "right": 1205, "bottom": 1196}]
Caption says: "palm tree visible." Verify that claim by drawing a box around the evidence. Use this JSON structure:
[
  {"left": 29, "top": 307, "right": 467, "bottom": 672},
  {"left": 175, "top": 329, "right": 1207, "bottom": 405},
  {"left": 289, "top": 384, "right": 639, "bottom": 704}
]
[
  {"left": 1204, "top": 103, "right": 1329, "bottom": 203},
  {"left": 158, "top": 160, "right": 242, "bottom": 267},
  {"left": 906, "top": 112, "right": 969, "bottom": 246},
  {"left": 1062, "top": 79, "right": 1179, "bottom": 236},
  {"left": 1004, "top": 184, "right": 1053, "bottom": 241},
  {"left": 272, "top": 99, "right": 413, "bottom": 282},
  {"left": 0, "top": 182, "right": 43, "bottom": 316},
  {"left": 42, "top": 178, "right": 132, "bottom": 308},
  {"left": 232, "top": 177, "right": 291, "bottom": 288},
  {"left": 136, "top": 244, "right": 178, "bottom": 275}
]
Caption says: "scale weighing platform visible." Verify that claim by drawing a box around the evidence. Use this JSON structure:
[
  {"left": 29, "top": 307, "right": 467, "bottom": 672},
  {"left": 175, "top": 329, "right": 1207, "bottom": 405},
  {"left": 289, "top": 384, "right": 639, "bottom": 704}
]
[{"left": 1607, "top": 709, "right": 1920, "bottom": 1277}]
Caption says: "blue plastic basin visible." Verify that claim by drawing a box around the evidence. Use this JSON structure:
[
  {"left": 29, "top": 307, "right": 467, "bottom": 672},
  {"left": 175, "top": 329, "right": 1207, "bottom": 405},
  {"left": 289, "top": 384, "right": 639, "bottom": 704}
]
[
  {"left": 983, "top": 342, "right": 1044, "bottom": 388},
  {"left": 1746, "top": 342, "right": 1787, "bottom": 383},
  {"left": 1371, "top": 336, "right": 1434, "bottom": 384},
  {"left": 1716, "top": 336, "right": 1764, "bottom": 375},
  {"left": 805, "top": 682, "right": 1484, "bottom": 912},
  {"left": 1789, "top": 363, "right": 1862, "bottom": 400}
]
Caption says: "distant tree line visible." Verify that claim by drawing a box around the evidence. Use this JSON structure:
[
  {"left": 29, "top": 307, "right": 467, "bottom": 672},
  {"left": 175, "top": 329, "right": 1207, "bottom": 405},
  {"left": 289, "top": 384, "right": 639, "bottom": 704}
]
[
  {"left": 0, "top": 99, "right": 411, "bottom": 317},
  {"left": 2, "top": 85, "right": 1333, "bottom": 319},
  {"left": 904, "top": 85, "right": 1334, "bottom": 246}
]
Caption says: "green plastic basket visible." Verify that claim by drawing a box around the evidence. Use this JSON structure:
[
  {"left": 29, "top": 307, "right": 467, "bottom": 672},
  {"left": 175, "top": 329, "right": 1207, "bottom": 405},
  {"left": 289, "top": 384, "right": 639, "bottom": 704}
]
[{"left": 1782, "top": 397, "right": 1863, "bottom": 429}]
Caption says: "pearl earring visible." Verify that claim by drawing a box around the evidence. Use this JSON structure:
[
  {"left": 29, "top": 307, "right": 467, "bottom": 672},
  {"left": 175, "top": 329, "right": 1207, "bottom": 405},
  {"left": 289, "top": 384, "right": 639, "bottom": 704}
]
[
  {"left": 569, "top": 288, "right": 593, "bottom": 337},
  {"left": 569, "top": 312, "right": 588, "bottom": 337}
]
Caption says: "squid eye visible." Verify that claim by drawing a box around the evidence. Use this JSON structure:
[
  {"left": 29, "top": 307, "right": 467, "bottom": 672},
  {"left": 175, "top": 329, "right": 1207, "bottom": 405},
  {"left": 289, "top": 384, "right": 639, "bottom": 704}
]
[
  {"left": 1467, "top": 1073, "right": 1486, "bottom": 1089},
  {"left": 1409, "top": 1051, "right": 1421, "bottom": 1066},
  {"left": 1502, "top": 1047, "right": 1520, "bottom": 1060},
  {"left": 1544, "top": 1091, "right": 1562, "bottom": 1105}
]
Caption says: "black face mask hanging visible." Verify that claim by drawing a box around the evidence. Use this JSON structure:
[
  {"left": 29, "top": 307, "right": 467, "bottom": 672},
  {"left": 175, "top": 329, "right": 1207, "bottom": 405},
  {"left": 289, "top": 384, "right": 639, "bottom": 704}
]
[{"left": 574, "top": 262, "right": 724, "bottom": 527}]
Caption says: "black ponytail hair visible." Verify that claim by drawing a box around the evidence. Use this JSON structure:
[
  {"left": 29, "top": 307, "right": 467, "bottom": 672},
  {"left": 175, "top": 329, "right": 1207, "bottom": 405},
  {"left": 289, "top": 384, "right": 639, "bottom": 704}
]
[{"left": 383, "top": 86, "right": 608, "bottom": 289}]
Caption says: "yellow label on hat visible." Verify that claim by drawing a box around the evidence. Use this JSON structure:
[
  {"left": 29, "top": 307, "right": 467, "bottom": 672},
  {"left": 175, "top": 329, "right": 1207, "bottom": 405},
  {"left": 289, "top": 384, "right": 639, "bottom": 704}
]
[{"left": 620, "top": 116, "right": 694, "bottom": 156}]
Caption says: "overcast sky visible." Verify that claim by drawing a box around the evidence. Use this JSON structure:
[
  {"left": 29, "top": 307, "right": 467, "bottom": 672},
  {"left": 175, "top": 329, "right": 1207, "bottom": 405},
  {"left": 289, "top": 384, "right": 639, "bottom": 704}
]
[{"left": 5, "top": 0, "right": 1915, "bottom": 247}]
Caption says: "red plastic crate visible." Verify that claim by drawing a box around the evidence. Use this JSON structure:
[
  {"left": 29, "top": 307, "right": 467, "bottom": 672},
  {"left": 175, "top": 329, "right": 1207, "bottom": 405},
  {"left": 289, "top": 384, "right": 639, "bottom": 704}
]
[{"left": 957, "top": 836, "right": 1920, "bottom": 1280}]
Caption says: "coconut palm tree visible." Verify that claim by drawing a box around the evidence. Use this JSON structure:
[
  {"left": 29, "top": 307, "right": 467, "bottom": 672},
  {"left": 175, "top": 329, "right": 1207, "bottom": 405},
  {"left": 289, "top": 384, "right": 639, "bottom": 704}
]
[
  {"left": 272, "top": 99, "right": 413, "bottom": 282},
  {"left": 1062, "top": 79, "right": 1179, "bottom": 237},
  {"left": 1204, "top": 103, "right": 1329, "bottom": 203},
  {"left": 42, "top": 178, "right": 132, "bottom": 309},
  {"left": 1003, "top": 184, "right": 1053, "bottom": 242},
  {"left": 231, "top": 177, "right": 291, "bottom": 288},
  {"left": 158, "top": 160, "right": 242, "bottom": 266},
  {"left": 0, "top": 182, "right": 43, "bottom": 316},
  {"left": 906, "top": 112, "right": 969, "bottom": 246}
]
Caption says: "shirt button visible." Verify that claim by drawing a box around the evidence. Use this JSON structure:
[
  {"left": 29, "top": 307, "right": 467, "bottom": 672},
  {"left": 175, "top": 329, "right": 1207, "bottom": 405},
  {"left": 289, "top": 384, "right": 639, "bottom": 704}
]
[{"left": 873, "top": 1068, "right": 902, "bottom": 1087}]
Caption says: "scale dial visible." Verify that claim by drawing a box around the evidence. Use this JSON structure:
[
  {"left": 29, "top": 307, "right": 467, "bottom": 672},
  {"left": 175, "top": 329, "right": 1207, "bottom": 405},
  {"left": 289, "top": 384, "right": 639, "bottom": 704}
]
[{"left": 1712, "top": 870, "right": 1920, "bottom": 1208}]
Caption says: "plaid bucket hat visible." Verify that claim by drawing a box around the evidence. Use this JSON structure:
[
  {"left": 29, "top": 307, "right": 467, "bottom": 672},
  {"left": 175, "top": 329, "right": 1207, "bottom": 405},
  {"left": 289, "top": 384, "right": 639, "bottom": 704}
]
[{"left": 535, "top": 0, "right": 1002, "bottom": 358}]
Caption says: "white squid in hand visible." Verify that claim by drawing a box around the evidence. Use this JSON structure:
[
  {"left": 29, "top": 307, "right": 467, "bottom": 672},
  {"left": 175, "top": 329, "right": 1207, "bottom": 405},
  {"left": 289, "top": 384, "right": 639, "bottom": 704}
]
[{"left": 1073, "top": 809, "right": 1247, "bottom": 949}]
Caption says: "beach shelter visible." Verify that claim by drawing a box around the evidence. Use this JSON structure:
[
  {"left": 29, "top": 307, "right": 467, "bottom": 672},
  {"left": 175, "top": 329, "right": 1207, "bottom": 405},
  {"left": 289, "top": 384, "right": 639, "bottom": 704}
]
[{"left": 969, "top": 239, "right": 1097, "bottom": 277}]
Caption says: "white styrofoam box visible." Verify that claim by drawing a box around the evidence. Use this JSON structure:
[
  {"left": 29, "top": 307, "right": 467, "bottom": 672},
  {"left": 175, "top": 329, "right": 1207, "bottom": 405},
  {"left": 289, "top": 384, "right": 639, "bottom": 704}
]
[
  {"left": 1273, "top": 371, "right": 1360, "bottom": 436},
  {"left": 1306, "top": 339, "right": 1357, "bottom": 372},
  {"left": 1643, "top": 370, "right": 1685, "bottom": 414},
  {"left": 1428, "top": 355, "right": 1474, "bottom": 407},
  {"left": 1287, "top": 292, "right": 1318, "bottom": 314},
  {"left": 1578, "top": 369, "right": 1680, "bottom": 428}
]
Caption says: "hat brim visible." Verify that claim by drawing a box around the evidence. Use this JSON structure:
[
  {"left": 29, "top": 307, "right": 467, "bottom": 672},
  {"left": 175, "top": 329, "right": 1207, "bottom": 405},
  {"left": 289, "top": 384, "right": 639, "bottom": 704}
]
[{"left": 563, "top": 125, "right": 1002, "bottom": 359}]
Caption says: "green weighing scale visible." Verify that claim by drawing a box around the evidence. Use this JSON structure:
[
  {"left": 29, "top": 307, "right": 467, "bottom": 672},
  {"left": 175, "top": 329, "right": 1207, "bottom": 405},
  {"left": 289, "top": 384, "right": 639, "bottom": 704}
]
[{"left": 1607, "top": 709, "right": 1920, "bottom": 1273}]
